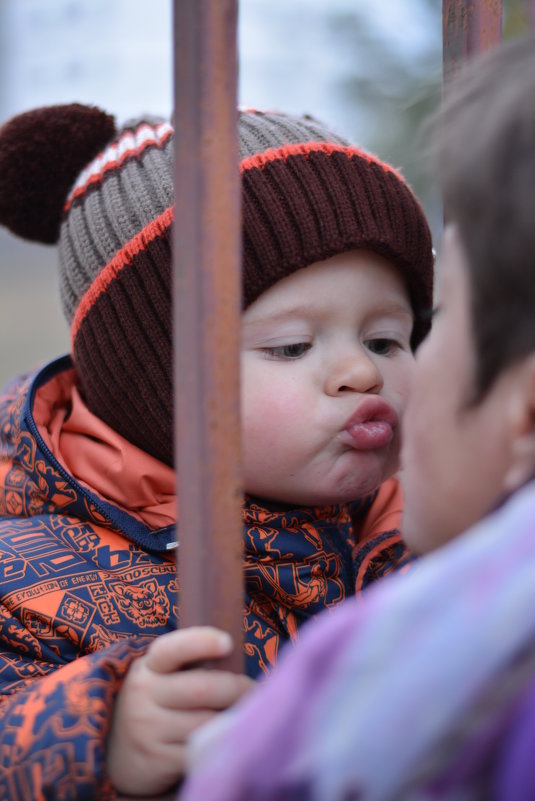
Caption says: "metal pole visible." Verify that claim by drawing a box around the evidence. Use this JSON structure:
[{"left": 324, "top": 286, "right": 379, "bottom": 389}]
[
  {"left": 173, "top": 0, "right": 243, "bottom": 672},
  {"left": 443, "top": 0, "right": 502, "bottom": 85}
]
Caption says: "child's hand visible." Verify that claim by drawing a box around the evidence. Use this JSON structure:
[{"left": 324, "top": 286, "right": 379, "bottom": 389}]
[{"left": 107, "top": 626, "right": 253, "bottom": 797}]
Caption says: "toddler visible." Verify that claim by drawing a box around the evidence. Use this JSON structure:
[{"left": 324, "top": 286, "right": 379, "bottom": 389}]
[{"left": 0, "top": 104, "right": 433, "bottom": 798}]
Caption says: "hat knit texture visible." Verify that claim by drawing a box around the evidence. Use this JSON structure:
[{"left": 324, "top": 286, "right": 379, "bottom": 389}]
[{"left": 0, "top": 104, "right": 433, "bottom": 466}]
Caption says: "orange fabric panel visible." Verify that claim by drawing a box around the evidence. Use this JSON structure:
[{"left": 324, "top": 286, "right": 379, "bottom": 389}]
[{"left": 359, "top": 476, "right": 404, "bottom": 543}]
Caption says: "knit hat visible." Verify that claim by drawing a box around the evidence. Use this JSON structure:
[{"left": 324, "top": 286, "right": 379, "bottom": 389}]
[{"left": 0, "top": 104, "right": 433, "bottom": 466}]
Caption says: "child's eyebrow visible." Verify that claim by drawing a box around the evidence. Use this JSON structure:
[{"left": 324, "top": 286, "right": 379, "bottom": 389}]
[
  {"left": 365, "top": 301, "right": 414, "bottom": 321},
  {"left": 244, "top": 304, "right": 314, "bottom": 324},
  {"left": 245, "top": 301, "right": 414, "bottom": 326}
]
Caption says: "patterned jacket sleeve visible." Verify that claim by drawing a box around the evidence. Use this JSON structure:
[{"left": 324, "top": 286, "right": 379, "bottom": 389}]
[
  {"left": 0, "top": 622, "right": 151, "bottom": 801},
  {"left": 243, "top": 596, "right": 292, "bottom": 679}
]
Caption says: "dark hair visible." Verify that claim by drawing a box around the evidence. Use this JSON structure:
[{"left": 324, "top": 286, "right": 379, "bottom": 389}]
[{"left": 431, "top": 34, "right": 535, "bottom": 398}]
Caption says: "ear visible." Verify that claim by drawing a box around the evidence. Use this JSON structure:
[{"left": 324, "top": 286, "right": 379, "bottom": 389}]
[{"left": 503, "top": 354, "right": 535, "bottom": 493}]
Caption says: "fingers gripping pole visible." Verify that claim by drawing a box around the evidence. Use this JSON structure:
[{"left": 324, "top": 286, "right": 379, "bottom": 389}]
[{"left": 172, "top": 0, "right": 243, "bottom": 672}]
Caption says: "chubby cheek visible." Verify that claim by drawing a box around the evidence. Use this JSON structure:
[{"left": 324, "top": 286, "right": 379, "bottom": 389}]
[
  {"left": 402, "top": 365, "right": 437, "bottom": 462},
  {"left": 400, "top": 419, "right": 438, "bottom": 551},
  {"left": 399, "top": 369, "right": 445, "bottom": 551},
  {"left": 242, "top": 392, "right": 290, "bottom": 451},
  {"left": 369, "top": 357, "right": 414, "bottom": 476},
  {"left": 241, "top": 376, "right": 308, "bottom": 491},
  {"left": 384, "top": 353, "right": 416, "bottom": 416}
]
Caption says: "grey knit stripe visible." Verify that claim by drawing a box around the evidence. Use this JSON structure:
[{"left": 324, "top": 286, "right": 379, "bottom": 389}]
[
  {"left": 238, "top": 110, "right": 350, "bottom": 160},
  {"left": 59, "top": 134, "right": 173, "bottom": 323}
]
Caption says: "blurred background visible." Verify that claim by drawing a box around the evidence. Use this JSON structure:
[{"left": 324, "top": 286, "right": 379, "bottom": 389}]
[{"left": 0, "top": 0, "right": 531, "bottom": 387}]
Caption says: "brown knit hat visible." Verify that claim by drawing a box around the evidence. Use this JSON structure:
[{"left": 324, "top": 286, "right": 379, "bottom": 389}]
[{"left": 0, "top": 104, "right": 433, "bottom": 466}]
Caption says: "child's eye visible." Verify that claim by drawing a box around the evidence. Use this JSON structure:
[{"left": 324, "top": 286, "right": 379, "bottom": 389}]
[
  {"left": 365, "top": 338, "right": 402, "bottom": 356},
  {"left": 262, "top": 342, "right": 311, "bottom": 360}
]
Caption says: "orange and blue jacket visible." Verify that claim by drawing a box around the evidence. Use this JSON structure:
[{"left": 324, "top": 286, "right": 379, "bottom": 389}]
[{"left": 0, "top": 357, "right": 411, "bottom": 800}]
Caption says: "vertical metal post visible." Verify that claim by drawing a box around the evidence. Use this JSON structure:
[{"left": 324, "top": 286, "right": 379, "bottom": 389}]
[
  {"left": 443, "top": 0, "right": 502, "bottom": 84},
  {"left": 173, "top": 0, "right": 243, "bottom": 672}
]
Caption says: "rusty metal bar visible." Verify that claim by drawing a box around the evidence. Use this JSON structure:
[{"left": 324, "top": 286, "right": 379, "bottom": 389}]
[
  {"left": 172, "top": 0, "right": 243, "bottom": 672},
  {"left": 443, "top": 0, "right": 502, "bottom": 85}
]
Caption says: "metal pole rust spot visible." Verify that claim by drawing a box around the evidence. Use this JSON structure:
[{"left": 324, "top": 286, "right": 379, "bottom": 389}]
[
  {"left": 173, "top": 0, "right": 243, "bottom": 672},
  {"left": 443, "top": 0, "right": 502, "bottom": 85}
]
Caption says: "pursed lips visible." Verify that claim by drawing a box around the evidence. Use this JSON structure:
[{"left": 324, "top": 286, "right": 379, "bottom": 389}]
[{"left": 340, "top": 396, "right": 398, "bottom": 450}]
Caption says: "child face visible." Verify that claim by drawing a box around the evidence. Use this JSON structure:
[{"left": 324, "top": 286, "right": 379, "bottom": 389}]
[
  {"left": 401, "top": 225, "right": 515, "bottom": 553},
  {"left": 241, "top": 250, "right": 415, "bottom": 506}
]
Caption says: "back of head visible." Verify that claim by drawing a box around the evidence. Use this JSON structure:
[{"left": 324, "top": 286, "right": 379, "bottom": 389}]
[
  {"left": 433, "top": 34, "right": 535, "bottom": 397},
  {"left": 0, "top": 105, "right": 433, "bottom": 465}
]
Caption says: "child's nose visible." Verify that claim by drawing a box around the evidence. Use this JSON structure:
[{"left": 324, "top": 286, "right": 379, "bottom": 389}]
[{"left": 324, "top": 348, "right": 384, "bottom": 396}]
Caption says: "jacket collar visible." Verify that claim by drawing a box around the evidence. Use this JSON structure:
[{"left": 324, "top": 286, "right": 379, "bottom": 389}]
[{"left": 19, "top": 357, "right": 177, "bottom": 553}]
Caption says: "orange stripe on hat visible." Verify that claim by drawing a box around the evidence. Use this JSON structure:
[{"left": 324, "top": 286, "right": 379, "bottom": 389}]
[
  {"left": 240, "top": 141, "right": 404, "bottom": 180},
  {"left": 70, "top": 205, "right": 174, "bottom": 344}
]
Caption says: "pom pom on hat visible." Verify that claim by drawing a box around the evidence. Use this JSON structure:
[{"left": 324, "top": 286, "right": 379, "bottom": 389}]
[{"left": 0, "top": 103, "right": 116, "bottom": 244}]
